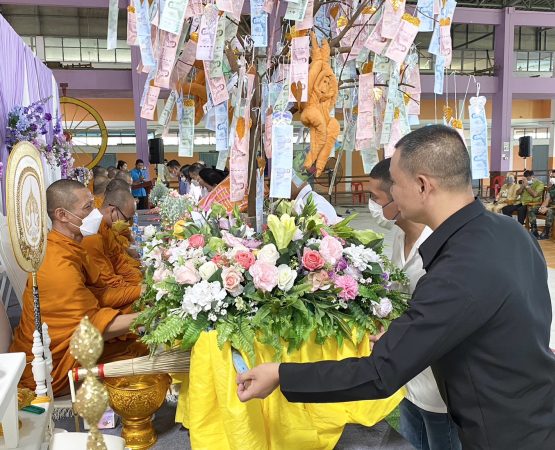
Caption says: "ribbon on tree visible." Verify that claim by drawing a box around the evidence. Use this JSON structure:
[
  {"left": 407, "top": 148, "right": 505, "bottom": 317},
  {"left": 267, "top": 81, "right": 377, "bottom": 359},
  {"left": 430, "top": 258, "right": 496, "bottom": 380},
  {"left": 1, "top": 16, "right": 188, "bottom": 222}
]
[{"left": 385, "top": 14, "right": 420, "bottom": 65}]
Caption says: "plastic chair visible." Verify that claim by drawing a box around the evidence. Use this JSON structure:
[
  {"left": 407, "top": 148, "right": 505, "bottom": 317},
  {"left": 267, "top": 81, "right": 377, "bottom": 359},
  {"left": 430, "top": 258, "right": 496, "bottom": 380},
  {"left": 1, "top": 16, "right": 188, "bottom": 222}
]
[
  {"left": 491, "top": 175, "right": 506, "bottom": 198},
  {"left": 351, "top": 182, "right": 365, "bottom": 204}
]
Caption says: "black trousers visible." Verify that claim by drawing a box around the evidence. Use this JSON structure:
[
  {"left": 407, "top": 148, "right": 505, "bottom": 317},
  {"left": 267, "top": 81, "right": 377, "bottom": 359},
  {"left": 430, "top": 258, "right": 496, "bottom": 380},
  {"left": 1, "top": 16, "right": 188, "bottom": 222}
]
[
  {"left": 136, "top": 196, "right": 149, "bottom": 210},
  {"left": 501, "top": 204, "right": 528, "bottom": 225}
]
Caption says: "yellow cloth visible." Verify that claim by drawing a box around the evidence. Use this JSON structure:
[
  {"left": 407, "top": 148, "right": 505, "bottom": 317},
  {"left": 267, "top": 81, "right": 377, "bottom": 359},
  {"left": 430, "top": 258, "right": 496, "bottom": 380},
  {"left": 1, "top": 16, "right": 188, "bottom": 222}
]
[
  {"left": 94, "top": 194, "right": 104, "bottom": 209},
  {"left": 175, "top": 331, "right": 404, "bottom": 450},
  {"left": 9, "top": 230, "right": 142, "bottom": 396}
]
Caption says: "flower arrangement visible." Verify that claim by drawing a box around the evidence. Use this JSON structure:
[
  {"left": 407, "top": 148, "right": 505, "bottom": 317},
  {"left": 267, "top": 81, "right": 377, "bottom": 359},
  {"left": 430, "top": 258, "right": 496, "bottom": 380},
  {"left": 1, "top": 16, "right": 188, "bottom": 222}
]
[
  {"left": 158, "top": 189, "right": 195, "bottom": 228},
  {"left": 135, "top": 198, "right": 408, "bottom": 363},
  {"left": 149, "top": 181, "right": 170, "bottom": 208},
  {"left": 6, "top": 99, "right": 74, "bottom": 171},
  {"left": 6, "top": 99, "right": 52, "bottom": 151},
  {"left": 68, "top": 166, "right": 92, "bottom": 186}
]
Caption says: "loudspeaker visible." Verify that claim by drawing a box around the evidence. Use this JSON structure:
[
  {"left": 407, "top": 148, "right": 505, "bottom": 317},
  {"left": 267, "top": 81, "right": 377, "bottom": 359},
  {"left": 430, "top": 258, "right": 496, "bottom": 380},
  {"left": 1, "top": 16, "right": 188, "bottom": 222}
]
[
  {"left": 518, "top": 136, "right": 532, "bottom": 158},
  {"left": 148, "top": 138, "right": 164, "bottom": 164}
]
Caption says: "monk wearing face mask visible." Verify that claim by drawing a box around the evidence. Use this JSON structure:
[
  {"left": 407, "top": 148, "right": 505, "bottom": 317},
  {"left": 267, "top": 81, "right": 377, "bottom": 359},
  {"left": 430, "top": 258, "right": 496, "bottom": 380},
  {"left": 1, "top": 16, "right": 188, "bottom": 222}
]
[{"left": 10, "top": 179, "right": 146, "bottom": 396}]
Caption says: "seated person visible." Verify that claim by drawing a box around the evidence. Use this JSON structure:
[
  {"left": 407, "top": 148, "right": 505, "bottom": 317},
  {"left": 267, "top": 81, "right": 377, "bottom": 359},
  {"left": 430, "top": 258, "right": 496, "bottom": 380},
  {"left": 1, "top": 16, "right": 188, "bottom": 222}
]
[
  {"left": 107, "top": 166, "right": 118, "bottom": 179},
  {"left": 187, "top": 162, "right": 207, "bottom": 203},
  {"left": 117, "top": 160, "right": 128, "bottom": 171},
  {"left": 198, "top": 172, "right": 248, "bottom": 214},
  {"left": 502, "top": 170, "right": 544, "bottom": 225},
  {"left": 528, "top": 174, "right": 555, "bottom": 240},
  {"left": 81, "top": 187, "right": 144, "bottom": 310},
  {"left": 199, "top": 168, "right": 228, "bottom": 192},
  {"left": 10, "top": 180, "right": 145, "bottom": 396},
  {"left": 486, "top": 174, "right": 519, "bottom": 214},
  {"left": 179, "top": 165, "right": 191, "bottom": 195},
  {"left": 368, "top": 158, "right": 461, "bottom": 450},
  {"left": 92, "top": 174, "right": 110, "bottom": 209},
  {"left": 114, "top": 170, "right": 133, "bottom": 188}
]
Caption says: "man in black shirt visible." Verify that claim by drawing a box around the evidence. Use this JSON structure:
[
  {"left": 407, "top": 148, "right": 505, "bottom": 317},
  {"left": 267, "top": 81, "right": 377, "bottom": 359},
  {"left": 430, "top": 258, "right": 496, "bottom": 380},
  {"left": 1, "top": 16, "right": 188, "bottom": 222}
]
[{"left": 236, "top": 125, "right": 555, "bottom": 449}]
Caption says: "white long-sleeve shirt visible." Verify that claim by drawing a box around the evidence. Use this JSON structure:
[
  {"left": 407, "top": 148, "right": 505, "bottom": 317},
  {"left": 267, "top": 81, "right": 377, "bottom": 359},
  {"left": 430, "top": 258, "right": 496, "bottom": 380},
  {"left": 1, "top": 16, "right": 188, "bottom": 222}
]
[
  {"left": 293, "top": 185, "right": 340, "bottom": 225},
  {"left": 391, "top": 225, "right": 449, "bottom": 413}
]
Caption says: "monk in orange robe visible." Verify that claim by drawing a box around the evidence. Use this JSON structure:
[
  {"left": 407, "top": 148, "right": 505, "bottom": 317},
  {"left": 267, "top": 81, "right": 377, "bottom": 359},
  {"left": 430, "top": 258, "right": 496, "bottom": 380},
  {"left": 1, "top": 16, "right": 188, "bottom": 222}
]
[
  {"left": 81, "top": 187, "right": 143, "bottom": 311},
  {"left": 93, "top": 175, "right": 109, "bottom": 209},
  {"left": 10, "top": 180, "right": 145, "bottom": 396},
  {"left": 90, "top": 166, "right": 109, "bottom": 196}
]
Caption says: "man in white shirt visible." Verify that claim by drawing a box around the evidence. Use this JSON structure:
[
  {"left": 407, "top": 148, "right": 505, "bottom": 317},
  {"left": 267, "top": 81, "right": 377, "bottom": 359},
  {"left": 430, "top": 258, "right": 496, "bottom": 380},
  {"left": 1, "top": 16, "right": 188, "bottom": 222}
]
[
  {"left": 291, "top": 180, "right": 341, "bottom": 225},
  {"left": 368, "top": 158, "right": 461, "bottom": 450}
]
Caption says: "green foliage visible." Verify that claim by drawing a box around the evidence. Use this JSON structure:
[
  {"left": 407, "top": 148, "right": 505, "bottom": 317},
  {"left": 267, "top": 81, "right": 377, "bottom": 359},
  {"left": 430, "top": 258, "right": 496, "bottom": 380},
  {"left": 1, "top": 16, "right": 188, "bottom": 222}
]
[{"left": 140, "top": 315, "right": 187, "bottom": 353}]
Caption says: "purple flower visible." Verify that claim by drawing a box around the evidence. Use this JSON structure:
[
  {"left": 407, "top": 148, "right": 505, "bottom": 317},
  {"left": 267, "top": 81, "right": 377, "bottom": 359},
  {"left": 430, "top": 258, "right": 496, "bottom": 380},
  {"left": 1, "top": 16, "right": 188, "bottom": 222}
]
[
  {"left": 381, "top": 272, "right": 390, "bottom": 282},
  {"left": 35, "top": 105, "right": 44, "bottom": 114},
  {"left": 29, "top": 123, "right": 37, "bottom": 131},
  {"left": 44, "top": 113, "right": 52, "bottom": 121},
  {"left": 336, "top": 257, "right": 348, "bottom": 272}
]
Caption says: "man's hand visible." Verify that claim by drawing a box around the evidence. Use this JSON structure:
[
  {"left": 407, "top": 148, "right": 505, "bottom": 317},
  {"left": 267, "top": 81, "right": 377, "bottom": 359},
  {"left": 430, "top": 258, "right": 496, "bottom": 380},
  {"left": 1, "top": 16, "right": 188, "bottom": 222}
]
[
  {"left": 236, "top": 363, "right": 280, "bottom": 402},
  {"left": 369, "top": 326, "right": 386, "bottom": 344},
  {"left": 539, "top": 206, "right": 548, "bottom": 214}
]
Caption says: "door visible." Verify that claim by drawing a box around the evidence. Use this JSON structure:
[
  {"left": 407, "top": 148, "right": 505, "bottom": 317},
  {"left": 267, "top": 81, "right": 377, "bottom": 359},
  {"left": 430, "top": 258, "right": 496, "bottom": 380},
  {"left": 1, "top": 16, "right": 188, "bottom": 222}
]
[{"left": 532, "top": 144, "right": 549, "bottom": 183}]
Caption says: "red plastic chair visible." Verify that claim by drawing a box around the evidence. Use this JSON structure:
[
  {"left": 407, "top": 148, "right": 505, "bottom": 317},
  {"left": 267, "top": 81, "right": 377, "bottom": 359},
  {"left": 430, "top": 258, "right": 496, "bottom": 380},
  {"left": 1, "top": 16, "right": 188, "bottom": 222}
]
[
  {"left": 491, "top": 175, "right": 505, "bottom": 198},
  {"left": 352, "top": 182, "right": 365, "bottom": 204}
]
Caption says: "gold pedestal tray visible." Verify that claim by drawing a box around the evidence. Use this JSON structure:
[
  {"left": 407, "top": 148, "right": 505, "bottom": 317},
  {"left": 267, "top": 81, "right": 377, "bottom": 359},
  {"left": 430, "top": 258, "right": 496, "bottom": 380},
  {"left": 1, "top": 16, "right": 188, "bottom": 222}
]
[{"left": 104, "top": 374, "right": 170, "bottom": 450}]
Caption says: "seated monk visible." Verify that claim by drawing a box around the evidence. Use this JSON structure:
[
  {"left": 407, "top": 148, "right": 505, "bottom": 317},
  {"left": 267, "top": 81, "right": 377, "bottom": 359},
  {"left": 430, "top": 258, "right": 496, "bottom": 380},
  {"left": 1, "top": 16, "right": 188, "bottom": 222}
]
[
  {"left": 92, "top": 175, "right": 110, "bottom": 209},
  {"left": 81, "top": 187, "right": 143, "bottom": 311},
  {"left": 115, "top": 171, "right": 133, "bottom": 187},
  {"left": 105, "top": 179, "right": 141, "bottom": 262},
  {"left": 107, "top": 166, "right": 118, "bottom": 179},
  {"left": 90, "top": 166, "right": 109, "bottom": 195},
  {"left": 10, "top": 180, "right": 145, "bottom": 396}
]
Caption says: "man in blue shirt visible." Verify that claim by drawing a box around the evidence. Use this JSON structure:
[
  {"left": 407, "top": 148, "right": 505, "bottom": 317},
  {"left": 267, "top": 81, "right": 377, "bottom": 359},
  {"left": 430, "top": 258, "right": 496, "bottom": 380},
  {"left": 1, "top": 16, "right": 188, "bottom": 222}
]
[{"left": 130, "top": 159, "right": 149, "bottom": 210}]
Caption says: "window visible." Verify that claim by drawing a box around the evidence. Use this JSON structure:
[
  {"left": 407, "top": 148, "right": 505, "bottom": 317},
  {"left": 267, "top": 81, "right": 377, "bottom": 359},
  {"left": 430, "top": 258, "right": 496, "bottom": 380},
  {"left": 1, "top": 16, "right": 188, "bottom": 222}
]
[
  {"left": 528, "top": 51, "right": 540, "bottom": 71},
  {"left": 539, "top": 52, "right": 552, "bottom": 72},
  {"left": 42, "top": 36, "right": 130, "bottom": 66}
]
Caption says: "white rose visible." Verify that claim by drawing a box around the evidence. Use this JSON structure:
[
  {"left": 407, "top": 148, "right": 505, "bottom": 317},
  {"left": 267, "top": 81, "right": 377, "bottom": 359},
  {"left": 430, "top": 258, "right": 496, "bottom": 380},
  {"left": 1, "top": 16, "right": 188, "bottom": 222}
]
[
  {"left": 143, "top": 225, "right": 157, "bottom": 239},
  {"left": 372, "top": 297, "right": 393, "bottom": 318},
  {"left": 277, "top": 264, "right": 297, "bottom": 292},
  {"left": 198, "top": 261, "right": 218, "bottom": 281},
  {"left": 257, "top": 244, "right": 280, "bottom": 265}
]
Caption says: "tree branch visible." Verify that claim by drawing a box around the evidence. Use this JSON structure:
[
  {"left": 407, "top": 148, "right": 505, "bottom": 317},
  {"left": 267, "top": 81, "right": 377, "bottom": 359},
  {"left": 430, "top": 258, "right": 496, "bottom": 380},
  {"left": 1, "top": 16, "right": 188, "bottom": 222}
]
[{"left": 329, "top": 0, "right": 374, "bottom": 47}]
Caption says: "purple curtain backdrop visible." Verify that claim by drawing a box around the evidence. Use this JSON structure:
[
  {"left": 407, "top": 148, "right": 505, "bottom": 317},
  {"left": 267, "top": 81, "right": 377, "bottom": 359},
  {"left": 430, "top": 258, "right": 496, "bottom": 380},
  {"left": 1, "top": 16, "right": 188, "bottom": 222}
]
[{"left": 0, "top": 13, "right": 56, "bottom": 212}]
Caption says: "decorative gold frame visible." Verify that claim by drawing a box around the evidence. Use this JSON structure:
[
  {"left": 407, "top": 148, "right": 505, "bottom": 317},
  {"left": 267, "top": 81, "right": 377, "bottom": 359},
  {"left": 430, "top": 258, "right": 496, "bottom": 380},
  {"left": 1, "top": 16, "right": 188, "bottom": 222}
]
[{"left": 5, "top": 141, "right": 48, "bottom": 273}]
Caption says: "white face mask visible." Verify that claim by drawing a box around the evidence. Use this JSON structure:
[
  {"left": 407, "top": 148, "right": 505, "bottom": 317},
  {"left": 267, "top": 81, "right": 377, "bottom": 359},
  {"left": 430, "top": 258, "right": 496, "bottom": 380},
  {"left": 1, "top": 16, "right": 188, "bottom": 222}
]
[
  {"left": 368, "top": 199, "right": 396, "bottom": 229},
  {"left": 191, "top": 179, "right": 200, "bottom": 187},
  {"left": 65, "top": 208, "right": 103, "bottom": 237}
]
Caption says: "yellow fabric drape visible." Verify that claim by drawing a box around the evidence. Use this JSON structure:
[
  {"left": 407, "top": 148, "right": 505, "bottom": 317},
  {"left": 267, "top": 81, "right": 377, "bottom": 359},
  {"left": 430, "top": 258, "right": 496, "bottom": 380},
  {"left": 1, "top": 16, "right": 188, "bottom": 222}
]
[{"left": 175, "top": 331, "right": 404, "bottom": 450}]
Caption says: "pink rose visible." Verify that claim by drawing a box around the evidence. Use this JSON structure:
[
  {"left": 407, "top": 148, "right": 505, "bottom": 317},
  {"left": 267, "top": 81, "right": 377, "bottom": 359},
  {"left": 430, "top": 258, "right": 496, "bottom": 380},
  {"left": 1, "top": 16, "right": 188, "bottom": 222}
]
[
  {"left": 302, "top": 248, "right": 326, "bottom": 271},
  {"left": 307, "top": 270, "right": 331, "bottom": 292},
  {"left": 249, "top": 261, "right": 279, "bottom": 293},
  {"left": 173, "top": 263, "right": 201, "bottom": 285},
  {"left": 153, "top": 267, "right": 171, "bottom": 283},
  {"left": 212, "top": 254, "right": 227, "bottom": 268},
  {"left": 319, "top": 235, "right": 343, "bottom": 265},
  {"left": 189, "top": 234, "right": 205, "bottom": 249},
  {"left": 334, "top": 275, "right": 359, "bottom": 301},
  {"left": 222, "top": 267, "right": 244, "bottom": 297},
  {"left": 235, "top": 251, "right": 256, "bottom": 270}
]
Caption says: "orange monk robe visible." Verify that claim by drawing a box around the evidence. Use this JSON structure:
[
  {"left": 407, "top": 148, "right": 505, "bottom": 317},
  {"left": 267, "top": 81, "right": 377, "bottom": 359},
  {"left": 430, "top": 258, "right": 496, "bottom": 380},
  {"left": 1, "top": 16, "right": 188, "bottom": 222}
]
[
  {"left": 10, "top": 230, "right": 144, "bottom": 396},
  {"left": 111, "top": 221, "right": 141, "bottom": 270},
  {"left": 81, "top": 221, "right": 142, "bottom": 310},
  {"left": 94, "top": 194, "right": 104, "bottom": 209}
]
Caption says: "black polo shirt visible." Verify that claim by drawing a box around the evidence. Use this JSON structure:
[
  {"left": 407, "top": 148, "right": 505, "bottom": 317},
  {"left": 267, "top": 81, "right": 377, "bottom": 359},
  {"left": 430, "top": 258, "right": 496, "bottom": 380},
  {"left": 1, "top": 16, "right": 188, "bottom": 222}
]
[{"left": 280, "top": 200, "right": 555, "bottom": 449}]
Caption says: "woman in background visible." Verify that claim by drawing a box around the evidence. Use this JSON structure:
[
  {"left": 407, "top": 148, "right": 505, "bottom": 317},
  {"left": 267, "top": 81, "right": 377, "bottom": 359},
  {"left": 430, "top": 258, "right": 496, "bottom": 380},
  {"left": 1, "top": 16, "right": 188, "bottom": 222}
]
[
  {"left": 117, "top": 160, "right": 128, "bottom": 171},
  {"left": 486, "top": 174, "right": 519, "bottom": 214}
]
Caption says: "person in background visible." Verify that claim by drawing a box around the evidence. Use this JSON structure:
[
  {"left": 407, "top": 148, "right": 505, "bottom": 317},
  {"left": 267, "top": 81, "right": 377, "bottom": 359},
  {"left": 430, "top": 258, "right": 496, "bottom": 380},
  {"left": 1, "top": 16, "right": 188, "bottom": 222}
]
[
  {"left": 130, "top": 159, "right": 149, "bottom": 210},
  {"left": 179, "top": 165, "right": 191, "bottom": 195},
  {"left": 197, "top": 170, "right": 249, "bottom": 214},
  {"left": 164, "top": 159, "right": 182, "bottom": 188},
  {"left": 117, "top": 160, "right": 128, "bottom": 171},
  {"left": 485, "top": 174, "right": 519, "bottom": 214},
  {"left": 368, "top": 158, "right": 461, "bottom": 450},
  {"left": 93, "top": 166, "right": 108, "bottom": 178},
  {"left": 107, "top": 166, "right": 118, "bottom": 179},
  {"left": 114, "top": 170, "right": 133, "bottom": 188},
  {"left": 501, "top": 170, "right": 544, "bottom": 225},
  {"left": 528, "top": 172, "right": 555, "bottom": 239},
  {"left": 199, "top": 168, "right": 228, "bottom": 192},
  {"left": 188, "top": 162, "right": 207, "bottom": 203}
]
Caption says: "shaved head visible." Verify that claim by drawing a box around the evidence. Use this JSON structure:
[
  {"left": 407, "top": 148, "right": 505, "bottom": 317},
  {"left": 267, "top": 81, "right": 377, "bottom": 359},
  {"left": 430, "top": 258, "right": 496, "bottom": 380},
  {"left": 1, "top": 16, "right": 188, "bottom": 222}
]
[
  {"left": 102, "top": 187, "right": 136, "bottom": 223},
  {"left": 103, "top": 188, "right": 135, "bottom": 210},
  {"left": 114, "top": 171, "right": 133, "bottom": 185},
  {"left": 106, "top": 178, "right": 132, "bottom": 194},
  {"left": 92, "top": 166, "right": 108, "bottom": 178},
  {"left": 46, "top": 179, "right": 90, "bottom": 221},
  {"left": 107, "top": 167, "right": 118, "bottom": 179},
  {"left": 93, "top": 175, "right": 110, "bottom": 195}
]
